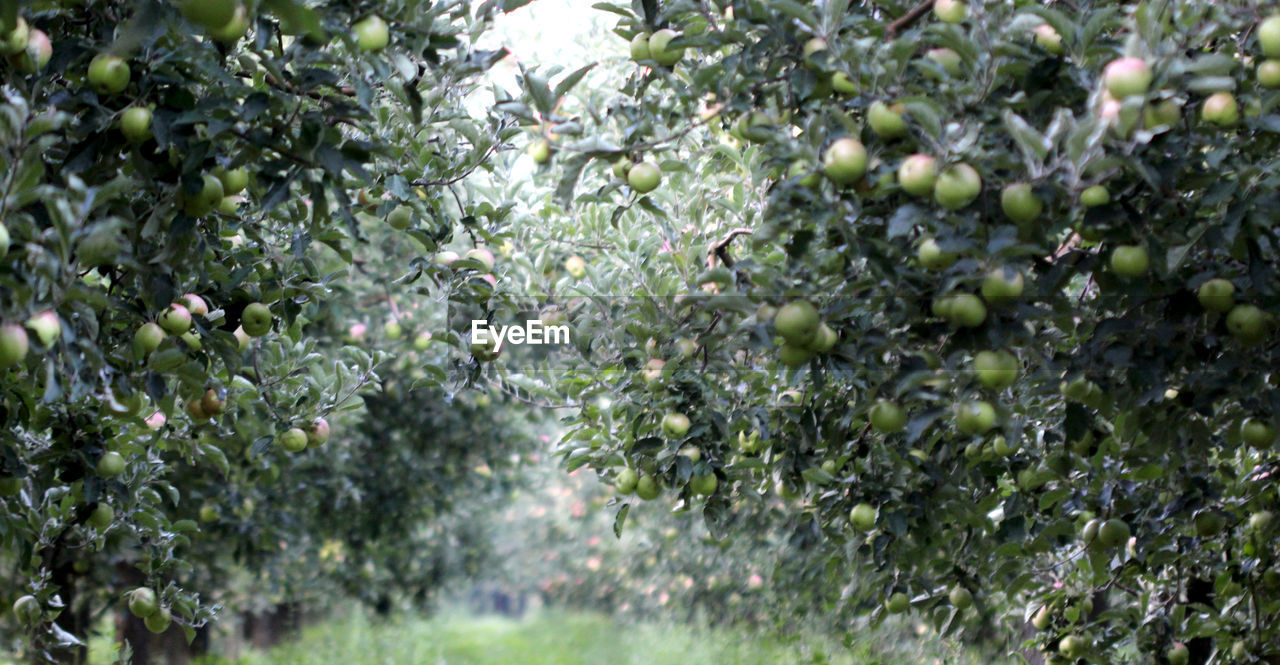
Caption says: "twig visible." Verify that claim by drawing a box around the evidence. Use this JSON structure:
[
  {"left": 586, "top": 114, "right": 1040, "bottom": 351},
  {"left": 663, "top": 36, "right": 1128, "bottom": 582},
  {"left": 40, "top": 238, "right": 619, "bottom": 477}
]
[
  {"left": 707, "top": 227, "right": 753, "bottom": 268},
  {"left": 411, "top": 141, "right": 502, "bottom": 187},
  {"left": 886, "top": 0, "right": 934, "bottom": 39}
]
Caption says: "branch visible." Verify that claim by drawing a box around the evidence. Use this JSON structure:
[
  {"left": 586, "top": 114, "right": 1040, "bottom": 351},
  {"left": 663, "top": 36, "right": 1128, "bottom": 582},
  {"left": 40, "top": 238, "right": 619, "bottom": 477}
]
[
  {"left": 410, "top": 141, "right": 501, "bottom": 187},
  {"left": 885, "top": 0, "right": 933, "bottom": 39},
  {"left": 707, "top": 227, "right": 753, "bottom": 268}
]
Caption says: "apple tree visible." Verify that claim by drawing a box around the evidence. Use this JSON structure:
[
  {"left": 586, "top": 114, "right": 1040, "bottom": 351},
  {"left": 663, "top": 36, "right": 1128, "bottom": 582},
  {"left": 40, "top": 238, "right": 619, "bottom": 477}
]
[
  {"left": 0, "top": 0, "right": 521, "bottom": 661},
  {"left": 506, "top": 1, "right": 1280, "bottom": 662}
]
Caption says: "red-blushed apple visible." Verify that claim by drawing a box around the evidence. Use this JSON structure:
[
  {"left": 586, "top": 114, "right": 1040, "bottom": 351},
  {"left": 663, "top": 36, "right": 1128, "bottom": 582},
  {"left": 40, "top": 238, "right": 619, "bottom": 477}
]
[
  {"left": 1103, "top": 57, "right": 1152, "bottom": 98},
  {"left": 1201, "top": 91, "right": 1239, "bottom": 127},
  {"left": 308, "top": 417, "right": 330, "bottom": 446},
  {"left": 25, "top": 311, "right": 60, "bottom": 346},
  {"left": 1033, "top": 24, "right": 1063, "bottom": 55},
  {"left": 159, "top": 303, "right": 192, "bottom": 335},
  {"left": 897, "top": 154, "right": 937, "bottom": 196}
]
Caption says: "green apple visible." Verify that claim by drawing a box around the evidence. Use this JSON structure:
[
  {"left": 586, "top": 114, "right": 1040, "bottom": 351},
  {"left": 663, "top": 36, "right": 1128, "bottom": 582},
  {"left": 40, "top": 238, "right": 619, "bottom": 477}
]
[
  {"left": 1250, "top": 510, "right": 1274, "bottom": 532},
  {"left": 648, "top": 29, "right": 683, "bottom": 67},
  {"left": 25, "top": 311, "right": 61, "bottom": 346},
  {"left": 822, "top": 137, "right": 866, "bottom": 186},
  {"left": 564, "top": 255, "right": 587, "bottom": 279},
  {"left": 1144, "top": 98, "right": 1180, "bottom": 129},
  {"left": 802, "top": 37, "right": 827, "bottom": 68},
  {"left": 387, "top": 205, "right": 413, "bottom": 230},
  {"left": 209, "top": 6, "right": 250, "bottom": 42},
  {"left": 1167, "top": 644, "right": 1189, "bottom": 665},
  {"left": 662, "top": 412, "right": 691, "bottom": 438},
  {"left": 88, "top": 503, "right": 114, "bottom": 529},
  {"left": 949, "top": 586, "right": 973, "bottom": 609},
  {"left": 611, "top": 157, "right": 632, "bottom": 179},
  {"left": 635, "top": 474, "right": 661, "bottom": 500},
  {"left": 528, "top": 139, "right": 551, "bottom": 163},
  {"left": 736, "top": 112, "right": 776, "bottom": 143},
  {"left": 88, "top": 53, "right": 131, "bottom": 95},
  {"left": 0, "top": 17, "right": 28, "bottom": 55},
  {"left": 144, "top": 607, "right": 171, "bottom": 634},
  {"left": 128, "top": 588, "right": 159, "bottom": 618},
  {"left": 215, "top": 166, "right": 249, "bottom": 195},
  {"left": 933, "top": 163, "right": 981, "bottom": 209},
  {"left": 241, "top": 302, "right": 273, "bottom": 337},
  {"left": 1103, "top": 57, "right": 1152, "bottom": 98},
  {"left": 133, "top": 322, "right": 165, "bottom": 356},
  {"left": 849, "top": 503, "right": 877, "bottom": 530},
  {"left": 807, "top": 323, "right": 838, "bottom": 353},
  {"left": 279, "top": 427, "right": 308, "bottom": 453},
  {"left": 1081, "top": 185, "right": 1110, "bottom": 207},
  {"left": 158, "top": 303, "right": 192, "bottom": 335},
  {"left": 689, "top": 474, "right": 717, "bottom": 496},
  {"left": 974, "top": 350, "right": 1018, "bottom": 390},
  {"left": 184, "top": 174, "right": 224, "bottom": 217},
  {"left": 14, "top": 29, "right": 52, "bottom": 73},
  {"left": 353, "top": 15, "right": 389, "bottom": 52},
  {"left": 1031, "top": 604, "right": 1053, "bottom": 630},
  {"left": 304, "top": 417, "right": 330, "bottom": 447},
  {"left": 1097, "top": 518, "right": 1130, "bottom": 547},
  {"left": 1241, "top": 417, "right": 1275, "bottom": 449},
  {"left": 218, "top": 196, "right": 238, "bottom": 216},
  {"left": 917, "top": 238, "right": 956, "bottom": 271},
  {"left": 933, "top": 0, "right": 966, "bottom": 23},
  {"left": 1033, "top": 24, "right": 1064, "bottom": 55},
  {"left": 1260, "top": 16, "right": 1280, "bottom": 57},
  {"left": 180, "top": 0, "right": 236, "bottom": 29},
  {"left": 629, "top": 33, "right": 650, "bottom": 61},
  {"left": 120, "top": 107, "right": 152, "bottom": 143},
  {"left": 946, "top": 293, "right": 986, "bottom": 328},
  {"left": 1259, "top": 60, "right": 1280, "bottom": 88},
  {"left": 1193, "top": 509, "right": 1225, "bottom": 536},
  {"left": 869, "top": 399, "right": 907, "bottom": 434},
  {"left": 1197, "top": 278, "right": 1235, "bottom": 312},
  {"left": 199, "top": 504, "right": 220, "bottom": 523},
  {"left": 1201, "top": 91, "right": 1238, "bottom": 127},
  {"left": 615, "top": 468, "right": 638, "bottom": 494},
  {"left": 12, "top": 595, "right": 39, "bottom": 625},
  {"left": 981, "top": 267, "right": 1024, "bottom": 306},
  {"left": 867, "top": 101, "right": 907, "bottom": 139},
  {"left": 778, "top": 343, "right": 814, "bottom": 368},
  {"left": 955, "top": 400, "right": 996, "bottom": 435},
  {"left": 898, "top": 154, "right": 937, "bottom": 196},
  {"left": 992, "top": 435, "right": 1018, "bottom": 456},
  {"left": 925, "top": 47, "right": 961, "bottom": 76},
  {"left": 97, "top": 451, "right": 126, "bottom": 477},
  {"left": 1001, "top": 183, "right": 1042, "bottom": 222},
  {"left": 383, "top": 320, "right": 402, "bottom": 340},
  {"left": 1110, "top": 245, "right": 1149, "bottom": 277},
  {"left": 1225, "top": 304, "right": 1267, "bottom": 344},
  {"left": 185, "top": 396, "right": 209, "bottom": 421},
  {"left": 885, "top": 592, "right": 910, "bottom": 614},
  {"left": 233, "top": 326, "right": 250, "bottom": 350},
  {"left": 774, "top": 301, "right": 820, "bottom": 346},
  {"left": 1058, "top": 635, "right": 1086, "bottom": 659},
  {"left": 0, "top": 221, "right": 9, "bottom": 257},
  {"left": 628, "top": 161, "right": 662, "bottom": 193},
  {"left": 831, "top": 71, "right": 857, "bottom": 95}
]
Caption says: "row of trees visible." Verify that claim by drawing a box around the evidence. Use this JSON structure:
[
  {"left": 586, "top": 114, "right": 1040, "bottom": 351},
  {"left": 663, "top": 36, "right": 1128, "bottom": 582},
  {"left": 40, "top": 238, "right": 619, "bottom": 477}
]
[
  {"left": 501, "top": 0, "right": 1280, "bottom": 663},
  {"left": 0, "top": 0, "right": 537, "bottom": 662}
]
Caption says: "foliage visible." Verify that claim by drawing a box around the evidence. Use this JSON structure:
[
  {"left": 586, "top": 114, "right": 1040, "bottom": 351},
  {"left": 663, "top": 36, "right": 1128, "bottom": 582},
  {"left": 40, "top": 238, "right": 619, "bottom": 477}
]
[
  {"left": 502, "top": 1, "right": 1280, "bottom": 662},
  {"left": 0, "top": 0, "right": 523, "bottom": 660}
]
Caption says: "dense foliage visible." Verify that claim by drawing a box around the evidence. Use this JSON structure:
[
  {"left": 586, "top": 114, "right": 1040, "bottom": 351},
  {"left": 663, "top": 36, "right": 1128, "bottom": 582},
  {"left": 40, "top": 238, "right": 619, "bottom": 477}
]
[
  {"left": 0, "top": 0, "right": 528, "bottom": 661},
  {"left": 504, "top": 1, "right": 1280, "bottom": 663}
]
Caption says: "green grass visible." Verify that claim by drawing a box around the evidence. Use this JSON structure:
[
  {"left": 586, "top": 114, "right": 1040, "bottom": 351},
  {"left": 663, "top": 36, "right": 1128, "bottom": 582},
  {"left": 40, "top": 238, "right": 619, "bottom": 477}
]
[{"left": 183, "top": 610, "right": 996, "bottom": 665}]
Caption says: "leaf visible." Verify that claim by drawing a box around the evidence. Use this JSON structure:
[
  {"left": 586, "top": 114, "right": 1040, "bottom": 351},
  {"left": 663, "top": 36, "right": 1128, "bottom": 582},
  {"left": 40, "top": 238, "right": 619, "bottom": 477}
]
[
  {"left": 554, "top": 63, "right": 597, "bottom": 100},
  {"left": 553, "top": 153, "right": 591, "bottom": 207},
  {"left": 612, "top": 503, "right": 630, "bottom": 538},
  {"left": 522, "top": 69, "right": 556, "bottom": 116}
]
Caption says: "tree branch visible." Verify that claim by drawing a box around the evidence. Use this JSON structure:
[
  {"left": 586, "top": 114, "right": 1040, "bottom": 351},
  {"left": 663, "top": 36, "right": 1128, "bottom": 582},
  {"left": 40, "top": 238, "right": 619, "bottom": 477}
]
[{"left": 886, "top": 0, "right": 934, "bottom": 39}]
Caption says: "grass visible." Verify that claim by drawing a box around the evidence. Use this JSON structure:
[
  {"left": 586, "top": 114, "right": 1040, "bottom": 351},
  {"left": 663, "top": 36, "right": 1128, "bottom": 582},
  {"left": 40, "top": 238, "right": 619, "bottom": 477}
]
[{"left": 174, "top": 610, "right": 999, "bottom": 665}]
